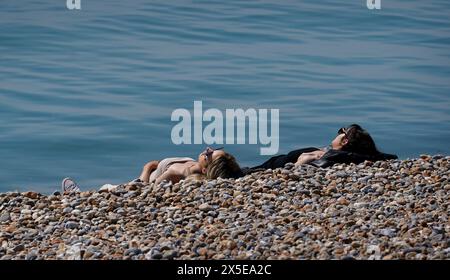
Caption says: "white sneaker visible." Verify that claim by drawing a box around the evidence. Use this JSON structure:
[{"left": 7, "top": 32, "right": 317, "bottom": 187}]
[{"left": 62, "top": 177, "right": 81, "bottom": 193}]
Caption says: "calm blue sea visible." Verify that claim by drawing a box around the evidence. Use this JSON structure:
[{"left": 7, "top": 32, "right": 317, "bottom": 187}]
[{"left": 1, "top": 0, "right": 449, "bottom": 193}]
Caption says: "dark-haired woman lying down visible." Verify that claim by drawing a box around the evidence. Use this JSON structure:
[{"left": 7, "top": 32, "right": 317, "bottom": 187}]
[{"left": 243, "top": 124, "right": 397, "bottom": 174}]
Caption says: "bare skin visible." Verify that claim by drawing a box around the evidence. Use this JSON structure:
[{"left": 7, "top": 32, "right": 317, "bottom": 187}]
[
  {"left": 138, "top": 148, "right": 225, "bottom": 184},
  {"left": 295, "top": 133, "right": 348, "bottom": 167}
]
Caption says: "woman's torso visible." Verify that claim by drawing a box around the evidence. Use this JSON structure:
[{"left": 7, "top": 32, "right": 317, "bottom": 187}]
[{"left": 149, "top": 157, "right": 195, "bottom": 183}]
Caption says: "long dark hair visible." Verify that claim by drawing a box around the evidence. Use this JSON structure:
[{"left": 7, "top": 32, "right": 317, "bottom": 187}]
[{"left": 340, "top": 124, "right": 380, "bottom": 155}]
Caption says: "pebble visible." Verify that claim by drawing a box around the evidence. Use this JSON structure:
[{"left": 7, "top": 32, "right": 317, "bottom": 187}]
[
  {"left": 0, "top": 212, "right": 11, "bottom": 222},
  {"left": 65, "top": 221, "right": 79, "bottom": 229},
  {"left": 148, "top": 249, "right": 163, "bottom": 260},
  {"left": 125, "top": 248, "right": 142, "bottom": 256},
  {"left": 0, "top": 155, "right": 447, "bottom": 260},
  {"left": 26, "top": 250, "right": 38, "bottom": 260},
  {"left": 23, "top": 191, "right": 39, "bottom": 199},
  {"left": 199, "top": 203, "right": 213, "bottom": 212},
  {"left": 379, "top": 228, "right": 396, "bottom": 238},
  {"left": 13, "top": 244, "right": 25, "bottom": 252}
]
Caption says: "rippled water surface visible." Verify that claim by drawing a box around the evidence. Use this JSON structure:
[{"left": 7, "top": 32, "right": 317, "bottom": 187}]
[{"left": 1, "top": 0, "right": 450, "bottom": 193}]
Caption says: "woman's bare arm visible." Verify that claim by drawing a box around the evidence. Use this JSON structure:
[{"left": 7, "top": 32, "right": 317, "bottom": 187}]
[
  {"left": 295, "top": 151, "right": 325, "bottom": 167},
  {"left": 154, "top": 168, "right": 184, "bottom": 185}
]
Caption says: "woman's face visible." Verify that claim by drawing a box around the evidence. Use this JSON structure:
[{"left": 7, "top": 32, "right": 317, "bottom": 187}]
[
  {"left": 198, "top": 147, "right": 225, "bottom": 169},
  {"left": 331, "top": 133, "right": 348, "bottom": 150}
]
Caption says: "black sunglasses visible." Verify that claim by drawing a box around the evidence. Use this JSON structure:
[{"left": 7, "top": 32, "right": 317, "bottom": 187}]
[
  {"left": 338, "top": 127, "right": 348, "bottom": 136},
  {"left": 203, "top": 146, "right": 224, "bottom": 159}
]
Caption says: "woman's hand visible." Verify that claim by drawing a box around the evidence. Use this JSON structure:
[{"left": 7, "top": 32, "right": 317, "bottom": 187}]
[{"left": 295, "top": 150, "right": 325, "bottom": 167}]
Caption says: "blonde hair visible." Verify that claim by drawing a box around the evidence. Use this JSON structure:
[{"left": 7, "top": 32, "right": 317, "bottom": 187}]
[{"left": 206, "top": 152, "right": 243, "bottom": 179}]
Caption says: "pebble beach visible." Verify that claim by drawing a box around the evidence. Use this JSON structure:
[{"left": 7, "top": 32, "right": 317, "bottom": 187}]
[{"left": 0, "top": 155, "right": 449, "bottom": 260}]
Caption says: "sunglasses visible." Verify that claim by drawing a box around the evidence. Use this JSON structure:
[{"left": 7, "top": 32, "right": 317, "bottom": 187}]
[
  {"left": 202, "top": 146, "right": 224, "bottom": 160},
  {"left": 338, "top": 127, "right": 349, "bottom": 136}
]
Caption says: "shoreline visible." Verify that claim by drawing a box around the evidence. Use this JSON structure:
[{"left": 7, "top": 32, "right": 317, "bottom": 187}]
[{"left": 0, "top": 155, "right": 448, "bottom": 259}]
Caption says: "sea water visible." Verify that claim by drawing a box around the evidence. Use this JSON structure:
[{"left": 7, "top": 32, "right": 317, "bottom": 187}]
[{"left": 1, "top": 0, "right": 449, "bottom": 193}]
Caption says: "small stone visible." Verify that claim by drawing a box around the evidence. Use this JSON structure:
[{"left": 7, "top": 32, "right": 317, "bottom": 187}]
[
  {"left": 353, "top": 202, "right": 368, "bottom": 208},
  {"left": 148, "top": 249, "right": 162, "bottom": 260},
  {"left": 65, "top": 221, "right": 79, "bottom": 229},
  {"left": 108, "top": 214, "right": 119, "bottom": 224},
  {"left": 199, "top": 203, "right": 213, "bottom": 212},
  {"left": 13, "top": 244, "right": 25, "bottom": 252},
  {"left": 207, "top": 211, "right": 218, "bottom": 218},
  {"left": 0, "top": 212, "right": 11, "bottom": 222},
  {"left": 80, "top": 191, "right": 91, "bottom": 198},
  {"left": 420, "top": 154, "right": 430, "bottom": 160},
  {"left": 83, "top": 249, "right": 95, "bottom": 259},
  {"left": 5, "top": 225, "right": 17, "bottom": 233},
  {"left": 65, "top": 243, "right": 82, "bottom": 260},
  {"left": 227, "top": 240, "right": 237, "bottom": 250},
  {"left": 125, "top": 248, "right": 142, "bottom": 256},
  {"left": 21, "top": 209, "right": 32, "bottom": 215},
  {"left": 379, "top": 228, "right": 396, "bottom": 237},
  {"left": 163, "top": 250, "right": 178, "bottom": 259},
  {"left": 126, "top": 184, "right": 138, "bottom": 191},
  {"left": 63, "top": 207, "right": 73, "bottom": 214},
  {"left": 26, "top": 250, "right": 38, "bottom": 260},
  {"left": 23, "top": 191, "right": 39, "bottom": 199},
  {"left": 197, "top": 247, "right": 208, "bottom": 256},
  {"left": 367, "top": 245, "right": 381, "bottom": 260},
  {"left": 337, "top": 197, "right": 349, "bottom": 206}
]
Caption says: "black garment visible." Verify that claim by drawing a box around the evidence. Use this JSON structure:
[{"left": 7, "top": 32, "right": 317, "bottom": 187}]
[
  {"left": 250, "top": 147, "right": 320, "bottom": 170},
  {"left": 242, "top": 147, "right": 398, "bottom": 175}
]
